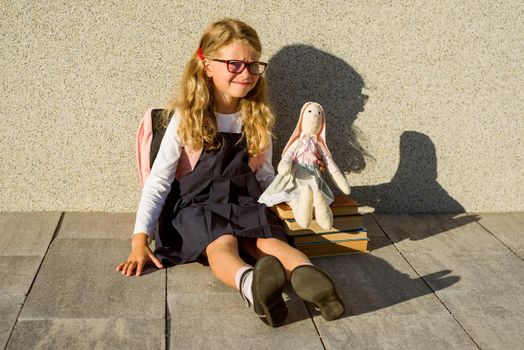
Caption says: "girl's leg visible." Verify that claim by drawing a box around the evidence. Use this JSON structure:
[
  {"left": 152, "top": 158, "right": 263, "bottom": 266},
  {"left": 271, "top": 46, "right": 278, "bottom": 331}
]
[
  {"left": 244, "top": 237, "right": 312, "bottom": 278},
  {"left": 205, "top": 234, "right": 248, "bottom": 288},
  {"left": 209, "top": 235, "right": 288, "bottom": 327},
  {"left": 254, "top": 237, "right": 345, "bottom": 321},
  {"left": 240, "top": 238, "right": 345, "bottom": 321}
]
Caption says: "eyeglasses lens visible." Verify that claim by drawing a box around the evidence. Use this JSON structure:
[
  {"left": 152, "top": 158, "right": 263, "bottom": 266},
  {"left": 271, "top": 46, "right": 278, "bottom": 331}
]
[
  {"left": 248, "top": 63, "right": 265, "bottom": 74},
  {"left": 227, "top": 61, "right": 245, "bottom": 73},
  {"left": 227, "top": 61, "right": 265, "bottom": 75}
]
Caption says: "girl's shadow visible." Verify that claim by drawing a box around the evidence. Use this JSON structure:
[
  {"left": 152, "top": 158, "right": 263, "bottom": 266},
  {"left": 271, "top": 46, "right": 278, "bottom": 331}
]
[{"left": 266, "top": 44, "right": 369, "bottom": 174}]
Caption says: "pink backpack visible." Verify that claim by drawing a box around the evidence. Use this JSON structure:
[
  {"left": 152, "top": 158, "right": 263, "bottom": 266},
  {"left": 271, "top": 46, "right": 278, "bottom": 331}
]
[{"left": 136, "top": 108, "right": 266, "bottom": 187}]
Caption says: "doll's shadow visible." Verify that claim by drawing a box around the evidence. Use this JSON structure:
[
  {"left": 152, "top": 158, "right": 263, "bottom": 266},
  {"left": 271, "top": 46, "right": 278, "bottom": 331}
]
[
  {"left": 351, "top": 130, "right": 480, "bottom": 245},
  {"left": 351, "top": 131, "right": 468, "bottom": 214}
]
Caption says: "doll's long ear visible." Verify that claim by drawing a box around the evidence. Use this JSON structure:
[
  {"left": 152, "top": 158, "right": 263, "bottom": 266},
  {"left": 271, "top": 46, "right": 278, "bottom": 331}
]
[
  {"left": 315, "top": 103, "right": 333, "bottom": 158},
  {"left": 300, "top": 102, "right": 313, "bottom": 117},
  {"left": 281, "top": 102, "right": 313, "bottom": 156},
  {"left": 317, "top": 103, "right": 326, "bottom": 137}
]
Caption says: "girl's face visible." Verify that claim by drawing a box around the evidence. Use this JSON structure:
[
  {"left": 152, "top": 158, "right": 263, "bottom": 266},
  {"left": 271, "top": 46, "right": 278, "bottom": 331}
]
[{"left": 204, "top": 40, "right": 261, "bottom": 112}]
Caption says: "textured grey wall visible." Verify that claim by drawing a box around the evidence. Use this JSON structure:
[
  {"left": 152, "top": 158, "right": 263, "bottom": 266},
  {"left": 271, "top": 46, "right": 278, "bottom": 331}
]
[{"left": 1, "top": 1, "right": 522, "bottom": 213}]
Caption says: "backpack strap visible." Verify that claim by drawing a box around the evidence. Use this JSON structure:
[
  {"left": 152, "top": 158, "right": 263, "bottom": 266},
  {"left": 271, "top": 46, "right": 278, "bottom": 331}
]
[
  {"left": 136, "top": 108, "right": 265, "bottom": 188},
  {"left": 136, "top": 108, "right": 154, "bottom": 188},
  {"left": 136, "top": 108, "right": 173, "bottom": 188}
]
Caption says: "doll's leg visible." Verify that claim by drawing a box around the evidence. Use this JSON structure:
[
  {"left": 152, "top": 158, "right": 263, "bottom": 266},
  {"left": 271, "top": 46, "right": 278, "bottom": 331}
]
[
  {"left": 313, "top": 189, "right": 333, "bottom": 230},
  {"left": 206, "top": 234, "right": 249, "bottom": 288},
  {"left": 294, "top": 186, "right": 313, "bottom": 228},
  {"left": 287, "top": 199, "right": 300, "bottom": 216}
]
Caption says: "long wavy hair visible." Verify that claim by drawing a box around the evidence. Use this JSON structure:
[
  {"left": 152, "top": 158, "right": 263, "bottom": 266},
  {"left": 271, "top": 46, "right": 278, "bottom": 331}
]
[{"left": 160, "top": 18, "right": 274, "bottom": 156}]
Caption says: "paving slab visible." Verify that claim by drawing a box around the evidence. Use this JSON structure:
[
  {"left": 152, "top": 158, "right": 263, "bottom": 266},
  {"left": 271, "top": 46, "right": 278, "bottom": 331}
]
[
  {"left": 435, "top": 289, "right": 524, "bottom": 318},
  {"left": 7, "top": 318, "right": 165, "bottom": 350},
  {"left": 475, "top": 212, "right": 524, "bottom": 255},
  {"left": 422, "top": 279, "right": 524, "bottom": 349},
  {"left": 366, "top": 235, "right": 393, "bottom": 251},
  {"left": 168, "top": 292, "right": 323, "bottom": 350},
  {"left": 58, "top": 212, "right": 136, "bottom": 240},
  {"left": 167, "top": 261, "right": 323, "bottom": 349},
  {"left": 314, "top": 314, "right": 478, "bottom": 350},
  {"left": 310, "top": 243, "right": 452, "bottom": 317},
  {"left": 451, "top": 313, "right": 524, "bottom": 350},
  {"left": 167, "top": 261, "right": 236, "bottom": 294},
  {"left": 0, "top": 212, "right": 61, "bottom": 256},
  {"left": 19, "top": 239, "right": 165, "bottom": 319},
  {"left": 363, "top": 213, "right": 388, "bottom": 238},
  {"left": 400, "top": 249, "right": 524, "bottom": 348},
  {"left": 0, "top": 295, "right": 24, "bottom": 350},
  {"left": 374, "top": 213, "right": 508, "bottom": 253},
  {"left": 0, "top": 255, "right": 42, "bottom": 295},
  {"left": 363, "top": 215, "right": 394, "bottom": 251},
  {"left": 402, "top": 251, "right": 524, "bottom": 293}
]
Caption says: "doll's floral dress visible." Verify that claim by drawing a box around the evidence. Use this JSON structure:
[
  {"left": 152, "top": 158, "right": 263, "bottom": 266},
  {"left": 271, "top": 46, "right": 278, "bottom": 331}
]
[{"left": 258, "top": 134, "right": 334, "bottom": 207}]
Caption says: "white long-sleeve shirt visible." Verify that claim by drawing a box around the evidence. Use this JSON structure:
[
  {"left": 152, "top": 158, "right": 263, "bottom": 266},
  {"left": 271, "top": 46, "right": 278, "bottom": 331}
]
[{"left": 133, "top": 110, "right": 276, "bottom": 237}]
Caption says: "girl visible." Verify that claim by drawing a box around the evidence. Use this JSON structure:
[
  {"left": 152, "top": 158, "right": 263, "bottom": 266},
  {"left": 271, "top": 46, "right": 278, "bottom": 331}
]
[{"left": 116, "top": 18, "right": 345, "bottom": 327}]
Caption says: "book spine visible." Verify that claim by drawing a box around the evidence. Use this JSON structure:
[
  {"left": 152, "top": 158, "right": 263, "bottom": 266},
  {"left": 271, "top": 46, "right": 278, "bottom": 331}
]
[
  {"left": 292, "top": 230, "right": 368, "bottom": 244},
  {"left": 294, "top": 238, "right": 369, "bottom": 246},
  {"left": 285, "top": 226, "right": 366, "bottom": 236},
  {"left": 296, "top": 241, "right": 369, "bottom": 257}
]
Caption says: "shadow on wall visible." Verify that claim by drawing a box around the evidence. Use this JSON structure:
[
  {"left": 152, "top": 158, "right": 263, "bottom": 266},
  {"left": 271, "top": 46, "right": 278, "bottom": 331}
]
[
  {"left": 266, "top": 44, "right": 370, "bottom": 174},
  {"left": 266, "top": 44, "right": 465, "bottom": 213},
  {"left": 352, "top": 131, "right": 466, "bottom": 213}
]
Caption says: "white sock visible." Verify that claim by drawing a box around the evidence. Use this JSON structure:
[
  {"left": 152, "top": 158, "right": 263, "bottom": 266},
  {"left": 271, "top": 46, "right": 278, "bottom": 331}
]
[{"left": 235, "top": 266, "right": 254, "bottom": 305}]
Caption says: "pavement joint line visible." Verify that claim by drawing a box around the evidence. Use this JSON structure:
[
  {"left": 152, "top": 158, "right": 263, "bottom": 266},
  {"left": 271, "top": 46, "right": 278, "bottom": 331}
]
[
  {"left": 304, "top": 301, "right": 327, "bottom": 350},
  {"left": 368, "top": 213, "right": 397, "bottom": 247},
  {"left": 50, "top": 211, "right": 66, "bottom": 243},
  {"left": 164, "top": 269, "right": 169, "bottom": 350},
  {"left": 470, "top": 213, "right": 524, "bottom": 262},
  {"left": 3, "top": 211, "right": 65, "bottom": 350},
  {"left": 371, "top": 212, "right": 482, "bottom": 350}
]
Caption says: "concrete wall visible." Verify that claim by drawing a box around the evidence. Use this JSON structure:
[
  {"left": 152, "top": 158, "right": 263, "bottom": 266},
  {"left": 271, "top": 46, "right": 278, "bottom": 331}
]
[{"left": 1, "top": 1, "right": 522, "bottom": 213}]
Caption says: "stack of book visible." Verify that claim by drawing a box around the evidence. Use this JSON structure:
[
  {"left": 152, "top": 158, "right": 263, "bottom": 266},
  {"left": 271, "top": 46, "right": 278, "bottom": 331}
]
[{"left": 273, "top": 195, "right": 368, "bottom": 257}]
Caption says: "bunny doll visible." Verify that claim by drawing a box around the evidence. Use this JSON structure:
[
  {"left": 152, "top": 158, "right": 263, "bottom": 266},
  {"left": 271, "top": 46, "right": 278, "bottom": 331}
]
[{"left": 259, "top": 102, "right": 350, "bottom": 230}]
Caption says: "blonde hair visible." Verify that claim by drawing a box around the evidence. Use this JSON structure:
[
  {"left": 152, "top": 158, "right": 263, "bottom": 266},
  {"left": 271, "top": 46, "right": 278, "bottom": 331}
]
[{"left": 161, "top": 18, "right": 274, "bottom": 156}]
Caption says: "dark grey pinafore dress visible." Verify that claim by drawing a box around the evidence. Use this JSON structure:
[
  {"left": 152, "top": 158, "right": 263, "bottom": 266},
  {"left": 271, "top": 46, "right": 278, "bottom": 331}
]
[{"left": 154, "top": 132, "right": 287, "bottom": 266}]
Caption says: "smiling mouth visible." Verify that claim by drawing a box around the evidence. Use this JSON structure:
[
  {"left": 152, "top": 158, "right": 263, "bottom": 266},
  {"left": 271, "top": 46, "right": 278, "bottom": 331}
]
[{"left": 233, "top": 81, "right": 252, "bottom": 85}]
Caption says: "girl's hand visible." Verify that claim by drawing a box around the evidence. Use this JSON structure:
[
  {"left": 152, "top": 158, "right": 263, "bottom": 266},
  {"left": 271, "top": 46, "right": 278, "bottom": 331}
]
[
  {"left": 316, "top": 152, "right": 325, "bottom": 173},
  {"left": 116, "top": 233, "right": 164, "bottom": 276}
]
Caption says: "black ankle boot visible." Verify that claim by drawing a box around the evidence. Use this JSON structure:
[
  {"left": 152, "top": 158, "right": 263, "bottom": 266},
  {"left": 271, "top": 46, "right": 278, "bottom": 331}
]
[
  {"left": 290, "top": 265, "right": 345, "bottom": 321},
  {"left": 251, "top": 255, "right": 288, "bottom": 327}
]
